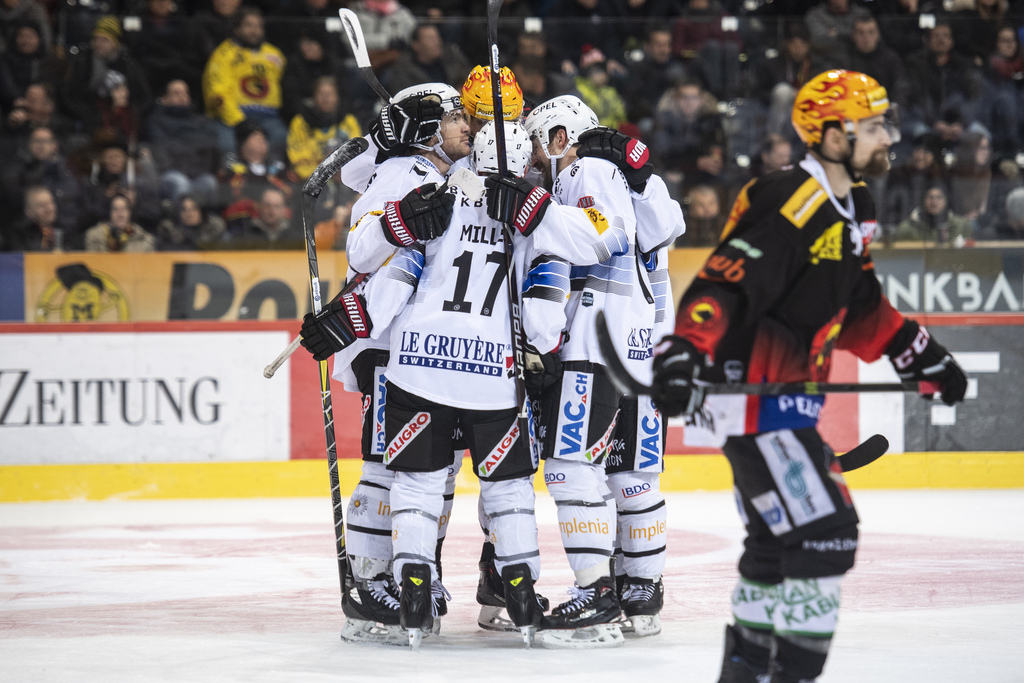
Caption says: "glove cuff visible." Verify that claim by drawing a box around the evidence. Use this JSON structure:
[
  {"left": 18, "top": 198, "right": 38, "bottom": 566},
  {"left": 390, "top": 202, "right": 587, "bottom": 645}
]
[
  {"left": 383, "top": 200, "right": 416, "bottom": 246},
  {"left": 513, "top": 186, "right": 551, "bottom": 236},
  {"left": 340, "top": 293, "right": 372, "bottom": 338}
]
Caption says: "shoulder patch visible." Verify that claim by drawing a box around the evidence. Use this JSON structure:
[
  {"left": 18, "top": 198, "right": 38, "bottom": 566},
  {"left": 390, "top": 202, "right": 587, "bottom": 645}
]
[
  {"left": 780, "top": 177, "right": 829, "bottom": 228},
  {"left": 584, "top": 206, "right": 609, "bottom": 234},
  {"left": 351, "top": 210, "right": 384, "bottom": 232},
  {"left": 577, "top": 195, "right": 595, "bottom": 209}
]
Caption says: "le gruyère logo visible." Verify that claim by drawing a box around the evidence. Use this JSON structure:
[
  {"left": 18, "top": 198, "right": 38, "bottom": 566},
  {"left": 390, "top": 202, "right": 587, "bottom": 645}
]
[{"left": 36, "top": 263, "right": 130, "bottom": 322}]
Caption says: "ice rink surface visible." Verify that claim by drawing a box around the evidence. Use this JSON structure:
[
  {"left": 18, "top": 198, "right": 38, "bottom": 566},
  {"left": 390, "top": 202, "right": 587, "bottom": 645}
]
[{"left": 2, "top": 489, "right": 1023, "bottom": 682}]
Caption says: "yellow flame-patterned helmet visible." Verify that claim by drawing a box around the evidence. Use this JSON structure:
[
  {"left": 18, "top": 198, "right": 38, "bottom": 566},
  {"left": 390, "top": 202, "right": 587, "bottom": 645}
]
[
  {"left": 461, "top": 65, "right": 524, "bottom": 121},
  {"left": 792, "top": 70, "right": 890, "bottom": 146}
]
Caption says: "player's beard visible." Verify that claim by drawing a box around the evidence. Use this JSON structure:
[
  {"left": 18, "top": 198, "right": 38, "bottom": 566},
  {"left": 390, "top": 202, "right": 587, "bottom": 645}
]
[{"left": 860, "top": 149, "right": 891, "bottom": 177}]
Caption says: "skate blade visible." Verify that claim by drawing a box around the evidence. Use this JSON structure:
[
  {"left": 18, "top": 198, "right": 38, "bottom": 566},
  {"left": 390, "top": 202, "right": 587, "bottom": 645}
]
[
  {"left": 408, "top": 627, "right": 425, "bottom": 649},
  {"left": 520, "top": 625, "right": 537, "bottom": 649},
  {"left": 478, "top": 605, "right": 519, "bottom": 633},
  {"left": 537, "top": 623, "right": 625, "bottom": 650},
  {"left": 623, "top": 614, "right": 661, "bottom": 637},
  {"left": 340, "top": 619, "right": 408, "bottom": 647}
]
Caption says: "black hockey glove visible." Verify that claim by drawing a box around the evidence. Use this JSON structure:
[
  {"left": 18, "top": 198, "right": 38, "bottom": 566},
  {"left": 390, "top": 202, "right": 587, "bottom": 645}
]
[
  {"left": 299, "top": 292, "right": 372, "bottom": 362},
  {"left": 484, "top": 174, "right": 553, "bottom": 236},
  {"left": 524, "top": 345, "right": 562, "bottom": 400},
  {"left": 369, "top": 94, "right": 444, "bottom": 157},
  {"left": 576, "top": 127, "right": 654, "bottom": 194},
  {"left": 650, "top": 335, "right": 706, "bottom": 417},
  {"left": 885, "top": 319, "right": 967, "bottom": 406},
  {"left": 382, "top": 182, "right": 455, "bottom": 247}
]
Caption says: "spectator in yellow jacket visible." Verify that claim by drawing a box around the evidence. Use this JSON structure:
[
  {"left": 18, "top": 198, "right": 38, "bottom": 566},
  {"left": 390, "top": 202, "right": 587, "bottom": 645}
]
[
  {"left": 202, "top": 7, "right": 287, "bottom": 156},
  {"left": 286, "top": 77, "right": 361, "bottom": 180}
]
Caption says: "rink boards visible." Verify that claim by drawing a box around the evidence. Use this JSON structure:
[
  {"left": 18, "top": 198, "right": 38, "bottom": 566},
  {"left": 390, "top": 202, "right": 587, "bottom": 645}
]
[{"left": 0, "top": 320, "right": 1022, "bottom": 502}]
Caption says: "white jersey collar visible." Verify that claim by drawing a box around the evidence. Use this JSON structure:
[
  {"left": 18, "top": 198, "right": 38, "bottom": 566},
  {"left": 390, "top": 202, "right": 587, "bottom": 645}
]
[{"left": 799, "top": 155, "right": 854, "bottom": 222}]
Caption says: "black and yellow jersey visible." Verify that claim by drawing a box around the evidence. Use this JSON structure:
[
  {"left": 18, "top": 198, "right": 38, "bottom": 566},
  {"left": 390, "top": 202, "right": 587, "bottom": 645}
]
[{"left": 674, "top": 156, "right": 906, "bottom": 434}]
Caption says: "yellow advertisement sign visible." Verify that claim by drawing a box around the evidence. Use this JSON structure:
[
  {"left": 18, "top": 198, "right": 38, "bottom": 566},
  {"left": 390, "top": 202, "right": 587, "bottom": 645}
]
[
  {"left": 24, "top": 252, "right": 351, "bottom": 322},
  {"left": 23, "top": 250, "right": 713, "bottom": 323}
]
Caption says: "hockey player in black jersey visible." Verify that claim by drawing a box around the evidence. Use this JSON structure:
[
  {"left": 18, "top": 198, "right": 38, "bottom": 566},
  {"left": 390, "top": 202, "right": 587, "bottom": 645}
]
[{"left": 648, "top": 71, "right": 968, "bottom": 682}]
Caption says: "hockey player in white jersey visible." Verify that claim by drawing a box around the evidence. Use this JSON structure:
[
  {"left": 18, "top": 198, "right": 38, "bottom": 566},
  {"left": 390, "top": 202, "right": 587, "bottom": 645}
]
[
  {"left": 299, "top": 82, "right": 470, "bottom": 645},
  {"left": 345, "top": 118, "right": 639, "bottom": 647},
  {"left": 574, "top": 128, "right": 685, "bottom": 637},
  {"left": 495, "top": 95, "right": 653, "bottom": 648}
]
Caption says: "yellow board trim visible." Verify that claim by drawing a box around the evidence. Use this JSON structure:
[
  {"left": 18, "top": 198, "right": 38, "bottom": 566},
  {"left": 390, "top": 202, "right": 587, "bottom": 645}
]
[{"left": 1, "top": 453, "right": 1022, "bottom": 502}]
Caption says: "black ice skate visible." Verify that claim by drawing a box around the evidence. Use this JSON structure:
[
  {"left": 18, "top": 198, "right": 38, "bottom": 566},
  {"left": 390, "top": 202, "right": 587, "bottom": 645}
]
[
  {"left": 536, "top": 575, "right": 625, "bottom": 649},
  {"left": 400, "top": 563, "right": 434, "bottom": 648},
  {"left": 717, "top": 624, "right": 772, "bottom": 683},
  {"left": 619, "top": 576, "right": 664, "bottom": 637},
  {"left": 477, "top": 544, "right": 549, "bottom": 632},
  {"left": 501, "top": 562, "right": 541, "bottom": 647},
  {"left": 340, "top": 572, "right": 407, "bottom": 646}
]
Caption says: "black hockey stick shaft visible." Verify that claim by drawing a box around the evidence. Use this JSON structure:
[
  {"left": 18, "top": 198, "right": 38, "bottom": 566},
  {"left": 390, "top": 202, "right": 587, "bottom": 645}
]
[
  {"left": 300, "top": 137, "right": 368, "bottom": 601},
  {"left": 339, "top": 8, "right": 391, "bottom": 104},
  {"left": 596, "top": 310, "right": 924, "bottom": 397},
  {"left": 487, "top": 0, "right": 529, "bottom": 423}
]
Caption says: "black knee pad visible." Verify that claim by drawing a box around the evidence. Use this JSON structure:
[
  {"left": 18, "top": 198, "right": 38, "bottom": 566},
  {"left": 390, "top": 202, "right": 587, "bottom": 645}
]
[{"left": 781, "top": 523, "right": 859, "bottom": 579}]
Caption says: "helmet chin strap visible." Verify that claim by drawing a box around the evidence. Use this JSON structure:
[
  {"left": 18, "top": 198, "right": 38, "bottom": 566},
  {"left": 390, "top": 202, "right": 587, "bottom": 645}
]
[
  {"left": 540, "top": 137, "right": 570, "bottom": 183},
  {"left": 814, "top": 123, "right": 861, "bottom": 183},
  {"left": 411, "top": 137, "right": 456, "bottom": 167}
]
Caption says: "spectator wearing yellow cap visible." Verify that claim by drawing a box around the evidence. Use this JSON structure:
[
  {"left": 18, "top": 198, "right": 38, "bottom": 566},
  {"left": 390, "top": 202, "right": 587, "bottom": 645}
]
[{"left": 61, "top": 15, "right": 152, "bottom": 137}]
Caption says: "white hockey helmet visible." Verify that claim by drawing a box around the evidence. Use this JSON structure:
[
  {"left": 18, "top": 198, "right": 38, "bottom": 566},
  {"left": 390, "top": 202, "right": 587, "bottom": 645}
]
[
  {"left": 472, "top": 120, "right": 532, "bottom": 177},
  {"left": 390, "top": 82, "right": 463, "bottom": 115},
  {"left": 524, "top": 95, "right": 599, "bottom": 160},
  {"left": 389, "top": 82, "right": 464, "bottom": 164}
]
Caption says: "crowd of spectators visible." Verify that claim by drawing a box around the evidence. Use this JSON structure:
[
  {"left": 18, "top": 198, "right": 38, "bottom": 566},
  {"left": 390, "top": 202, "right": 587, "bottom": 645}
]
[{"left": 3, "top": 0, "right": 1024, "bottom": 252}]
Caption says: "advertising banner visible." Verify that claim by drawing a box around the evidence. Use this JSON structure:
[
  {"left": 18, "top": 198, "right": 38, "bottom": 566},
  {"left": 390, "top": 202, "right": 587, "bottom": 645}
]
[{"left": 0, "top": 322, "right": 365, "bottom": 465}]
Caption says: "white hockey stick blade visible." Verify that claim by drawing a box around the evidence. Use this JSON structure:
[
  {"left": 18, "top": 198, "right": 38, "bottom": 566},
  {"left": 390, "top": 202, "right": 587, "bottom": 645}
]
[
  {"left": 340, "top": 619, "right": 409, "bottom": 647},
  {"left": 448, "top": 167, "right": 485, "bottom": 202},
  {"left": 264, "top": 335, "right": 301, "bottom": 379},
  {"left": 537, "top": 623, "right": 625, "bottom": 650},
  {"left": 339, "top": 8, "right": 371, "bottom": 69},
  {"left": 339, "top": 8, "right": 391, "bottom": 103}
]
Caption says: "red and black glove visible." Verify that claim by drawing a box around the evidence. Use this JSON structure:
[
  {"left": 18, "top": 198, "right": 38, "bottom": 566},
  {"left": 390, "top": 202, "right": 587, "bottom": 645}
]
[
  {"left": 576, "top": 127, "right": 654, "bottom": 193},
  {"left": 650, "top": 335, "right": 706, "bottom": 417},
  {"left": 885, "top": 319, "right": 968, "bottom": 406},
  {"left": 299, "top": 292, "right": 372, "bottom": 361},
  {"left": 484, "top": 174, "right": 552, "bottom": 236},
  {"left": 369, "top": 94, "right": 444, "bottom": 158},
  {"left": 382, "top": 182, "right": 455, "bottom": 247}
]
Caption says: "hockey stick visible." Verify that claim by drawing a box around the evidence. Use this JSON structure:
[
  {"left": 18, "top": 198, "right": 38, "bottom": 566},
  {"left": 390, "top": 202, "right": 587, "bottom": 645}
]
[
  {"left": 264, "top": 335, "right": 301, "bottom": 379},
  {"left": 487, "top": 0, "right": 530, "bottom": 427},
  {"left": 300, "top": 136, "right": 369, "bottom": 602},
  {"left": 595, "top": 310, "right": 929, "bottom": 398},
  {"left": 837, "top": 433, "right": 888, "bottom": 472},
  {"left": 339, "top": 8, "right": 391, "bottom": 104}
]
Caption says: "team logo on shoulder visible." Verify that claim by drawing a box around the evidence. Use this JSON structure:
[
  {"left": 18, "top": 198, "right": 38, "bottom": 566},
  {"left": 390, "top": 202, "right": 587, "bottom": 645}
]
[
  {"left": 583, "top": 207, "right": 609, "bottom": 234},
  {"left": 686, "top": 296, "right": 722, "bottom": 330},
  {"left": 384, "top": 412, "right": 430, "bottom": 465},
  {"left": 478, "top": 421, "right": 520, "bottom": 477},
  {"left": 577, "top": 195, "right": 595, "bottom": 209}
]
